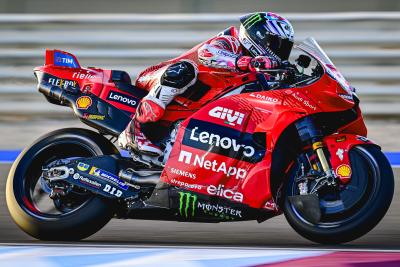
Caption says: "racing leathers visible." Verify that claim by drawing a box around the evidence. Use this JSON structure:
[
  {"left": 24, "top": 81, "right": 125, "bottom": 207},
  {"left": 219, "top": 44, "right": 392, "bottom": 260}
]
[{"left": 118, "top": 26, "right": 279, "bottom": 156}]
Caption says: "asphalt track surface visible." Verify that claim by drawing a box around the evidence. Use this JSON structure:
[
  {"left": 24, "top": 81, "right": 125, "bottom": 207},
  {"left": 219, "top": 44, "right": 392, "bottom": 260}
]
[{"left": 0, "top": 164, "right": 399, "bottom": 249}]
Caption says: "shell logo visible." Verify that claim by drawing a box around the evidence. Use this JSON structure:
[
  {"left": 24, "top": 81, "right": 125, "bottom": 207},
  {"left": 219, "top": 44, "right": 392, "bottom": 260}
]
[
  {"left": 336, "top": 164, "right": 352, "bottom": 178},
  {"left": 76, "top": 96, "right": 92, "bottom": 110}
]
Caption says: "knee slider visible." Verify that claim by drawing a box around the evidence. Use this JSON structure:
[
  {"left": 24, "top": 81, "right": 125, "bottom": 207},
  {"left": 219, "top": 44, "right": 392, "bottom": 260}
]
[{"left": 161, "top": 61, "right": 197, "bottom": 89}]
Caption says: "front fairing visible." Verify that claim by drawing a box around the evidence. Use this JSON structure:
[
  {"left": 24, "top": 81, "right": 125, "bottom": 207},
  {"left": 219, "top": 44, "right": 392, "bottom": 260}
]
[{"left": 160, "top": 38, "right": 364, "bottom": 210}]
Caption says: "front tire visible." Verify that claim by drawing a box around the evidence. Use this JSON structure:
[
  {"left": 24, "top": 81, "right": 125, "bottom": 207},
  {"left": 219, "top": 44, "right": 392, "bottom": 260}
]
[
  {"left": 283, "top": 145, "right": 394, "bottom": 244},
  {"left": 6, "top": 128, "right": 119, "bottom": 241}
]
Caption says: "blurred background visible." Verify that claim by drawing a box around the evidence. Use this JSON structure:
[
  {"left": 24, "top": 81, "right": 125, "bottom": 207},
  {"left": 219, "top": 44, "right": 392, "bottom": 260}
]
[
  {"left": 0, "top": 0, "right": 399, "bottom": 152},
  {"left": 0, "top": 0, "right": 399, "bottom": 246}
]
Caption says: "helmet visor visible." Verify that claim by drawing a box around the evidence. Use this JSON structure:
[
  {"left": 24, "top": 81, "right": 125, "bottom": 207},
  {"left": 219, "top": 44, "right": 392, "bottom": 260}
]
[{"left": 247, "top": 25, "right": 293, "bottom": 61}]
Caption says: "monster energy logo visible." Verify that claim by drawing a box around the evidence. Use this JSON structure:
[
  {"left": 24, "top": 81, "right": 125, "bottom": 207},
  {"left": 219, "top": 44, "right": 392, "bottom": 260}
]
[
  {"left": 178, "top": 192, "right": 197, "bottom": 218},
  {"left": 243, "top": 13, "right": 263, "bottom": 29}
]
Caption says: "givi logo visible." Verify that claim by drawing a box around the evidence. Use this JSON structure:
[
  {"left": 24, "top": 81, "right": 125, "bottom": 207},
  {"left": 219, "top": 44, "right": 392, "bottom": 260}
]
[{"left": 208, "top": 106, "right": 245, "bottom": 126}]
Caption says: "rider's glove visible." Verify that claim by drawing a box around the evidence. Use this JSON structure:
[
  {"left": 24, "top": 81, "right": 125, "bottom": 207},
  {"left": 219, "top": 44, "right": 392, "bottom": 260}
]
[{"left": 236, "top": 56, "right": 279, "bottom": 72}]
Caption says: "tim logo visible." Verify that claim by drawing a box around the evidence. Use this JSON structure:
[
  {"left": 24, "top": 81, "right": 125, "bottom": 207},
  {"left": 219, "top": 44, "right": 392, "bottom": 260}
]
[{"left": 208, "top": 106, "right": 245, "bottom": 126}]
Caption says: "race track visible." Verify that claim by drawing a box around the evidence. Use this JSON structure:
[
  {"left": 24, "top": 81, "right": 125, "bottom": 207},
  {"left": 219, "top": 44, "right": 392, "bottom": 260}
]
[{"left": 1, "top": 164, "right": 399, "bottom": 249}]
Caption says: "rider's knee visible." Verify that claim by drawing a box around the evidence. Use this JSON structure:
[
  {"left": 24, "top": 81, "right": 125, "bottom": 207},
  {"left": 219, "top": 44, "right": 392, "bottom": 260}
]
[{"left": 160, "top": 60, "right": 198, "bottom": 92}]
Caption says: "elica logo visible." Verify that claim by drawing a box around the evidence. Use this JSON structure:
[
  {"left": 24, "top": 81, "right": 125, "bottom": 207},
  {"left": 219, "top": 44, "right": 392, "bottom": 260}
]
[
  {"left": 178, "top": 150, "right": 247, "bottom": 180},
  {"left": 179, "top": 192, "right": 198, "bottom": 218},
  {"left": 207, "top": 184, "right": 243, "bottom": 202},
  {"left": 208, "top": 106, "right": 245, "bottom": 126},
  {"left": 107, "top": 91, "right": 138, "bottom": 108}
]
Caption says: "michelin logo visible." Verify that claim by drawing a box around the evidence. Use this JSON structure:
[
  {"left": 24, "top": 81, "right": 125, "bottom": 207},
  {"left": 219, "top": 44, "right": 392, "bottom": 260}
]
[{"left": 89, "top": 167, "right": 128, "bottom": 190}]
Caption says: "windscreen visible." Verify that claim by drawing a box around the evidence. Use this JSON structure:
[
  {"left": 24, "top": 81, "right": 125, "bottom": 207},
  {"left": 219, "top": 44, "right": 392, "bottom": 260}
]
[{"left": 296, "top": 38, "right": 352, "bottom": 94}]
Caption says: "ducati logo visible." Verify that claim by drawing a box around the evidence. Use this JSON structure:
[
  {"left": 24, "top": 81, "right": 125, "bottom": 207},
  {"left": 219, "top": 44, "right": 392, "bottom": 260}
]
[{"left": 208, "top": 106, "right": 245, "bottom": 126}]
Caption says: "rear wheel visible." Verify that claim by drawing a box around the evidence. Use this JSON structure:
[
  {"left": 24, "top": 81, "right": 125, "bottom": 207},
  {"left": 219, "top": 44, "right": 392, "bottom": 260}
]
[
  {"left": 6, "top": 128, "right": 119, "bottom": 241},
  {"left": 283, "top": 145, "right": 394, "bottom": 244}
]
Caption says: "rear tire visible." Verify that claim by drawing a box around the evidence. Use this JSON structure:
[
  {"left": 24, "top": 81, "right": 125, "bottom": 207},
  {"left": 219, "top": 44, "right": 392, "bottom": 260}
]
[
  {"left": 283, "top": 145, "right": 394, "bottom": 244},
  {"left": 6, "top": 128, "right": 119, "bottom": 241}
]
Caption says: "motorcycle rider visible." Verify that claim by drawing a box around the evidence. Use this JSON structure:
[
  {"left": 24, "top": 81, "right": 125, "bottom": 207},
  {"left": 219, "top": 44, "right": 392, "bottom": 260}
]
[{"left": 118, "top": 12, "right": 294, "bottom": 156}]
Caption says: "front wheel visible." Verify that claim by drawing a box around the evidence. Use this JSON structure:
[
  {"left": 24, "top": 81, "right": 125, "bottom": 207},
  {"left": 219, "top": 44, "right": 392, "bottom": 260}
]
[
  {"left": 6, "top": 128, "right": 119, "bottom": 240},
  {"left": 283, "top": 145, "right": 394, "bottom": 244}
]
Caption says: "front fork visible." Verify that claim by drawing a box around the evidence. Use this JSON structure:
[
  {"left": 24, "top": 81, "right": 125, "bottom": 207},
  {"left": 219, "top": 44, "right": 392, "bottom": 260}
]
[{"left": 295, "top": 117, "right": 336, "bottom": 185}]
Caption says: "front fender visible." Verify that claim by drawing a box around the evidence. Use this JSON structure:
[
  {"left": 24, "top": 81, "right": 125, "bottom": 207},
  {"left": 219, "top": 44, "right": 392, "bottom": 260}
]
[{"left": 324, "top": 134, "right": 379, "bottom": 184}]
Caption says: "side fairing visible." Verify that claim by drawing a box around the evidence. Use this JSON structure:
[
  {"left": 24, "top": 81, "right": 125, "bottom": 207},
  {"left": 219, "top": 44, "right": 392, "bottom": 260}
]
[{"left": 161, "top": 91, "right": 290, "bottom": 209}]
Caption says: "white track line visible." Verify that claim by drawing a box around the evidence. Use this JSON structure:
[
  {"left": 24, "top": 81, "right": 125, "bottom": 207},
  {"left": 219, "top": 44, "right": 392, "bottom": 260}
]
[{"left": 0, "top": 242, "right": 399, "bottom": 252}]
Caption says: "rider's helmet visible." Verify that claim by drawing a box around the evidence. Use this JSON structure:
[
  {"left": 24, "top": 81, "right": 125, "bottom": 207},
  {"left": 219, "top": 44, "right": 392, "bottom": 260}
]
[{"left": 239, "top": 12, "right": 294, "bottom": 61}]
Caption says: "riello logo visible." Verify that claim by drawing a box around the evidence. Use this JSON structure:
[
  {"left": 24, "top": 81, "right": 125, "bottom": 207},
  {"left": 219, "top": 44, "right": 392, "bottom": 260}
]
[{"left": 208, "top": 106, "right": 245, "bottom": 126}]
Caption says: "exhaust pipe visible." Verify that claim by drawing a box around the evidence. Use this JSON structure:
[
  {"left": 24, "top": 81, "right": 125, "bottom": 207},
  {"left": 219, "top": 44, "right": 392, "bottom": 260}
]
[
  {"left": 119, "top": 169, "right": 160, "bottom": 185},
  {"left": 38, "top": 83, "right": 65, "bottom": 101}
]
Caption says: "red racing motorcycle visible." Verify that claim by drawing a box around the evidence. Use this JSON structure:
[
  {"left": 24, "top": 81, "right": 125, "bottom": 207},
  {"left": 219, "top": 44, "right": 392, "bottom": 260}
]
[{"left": 6, "top": 38, "right": 394, "bottom": 244}]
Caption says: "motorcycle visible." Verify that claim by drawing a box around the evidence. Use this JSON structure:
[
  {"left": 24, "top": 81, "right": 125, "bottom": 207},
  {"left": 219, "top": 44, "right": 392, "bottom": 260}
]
[{"left": 6, "top": 37, "right": 394, "bottom": 244}]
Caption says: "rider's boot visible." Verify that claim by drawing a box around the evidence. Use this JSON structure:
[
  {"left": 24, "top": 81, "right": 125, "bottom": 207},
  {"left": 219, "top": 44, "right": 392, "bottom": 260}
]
[{"left": 118, "top": 120, "right": 163, "bottom": 156}]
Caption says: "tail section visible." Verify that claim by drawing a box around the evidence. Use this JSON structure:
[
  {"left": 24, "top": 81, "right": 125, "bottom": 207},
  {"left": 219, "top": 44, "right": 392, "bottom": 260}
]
[{"left": 45, "top": 49, "right": 81, "bottom": 68}]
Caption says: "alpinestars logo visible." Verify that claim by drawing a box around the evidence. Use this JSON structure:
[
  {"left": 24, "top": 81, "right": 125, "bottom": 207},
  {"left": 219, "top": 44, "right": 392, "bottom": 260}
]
[{"left": 208, "top": 106, "right": 245, "bottom": 126}]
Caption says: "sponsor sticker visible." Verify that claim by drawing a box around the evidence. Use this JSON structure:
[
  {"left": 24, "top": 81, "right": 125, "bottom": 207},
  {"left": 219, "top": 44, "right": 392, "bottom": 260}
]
[
  {"left": 208, "top": 106, "right": 245, "bottom": 126},
  {"left": 76, "top": 96, "right": 92, "bottom": 110},
  {"left": 182, "top": 119, "right": 265, "bottom": 162},
  {"left": 83, "top": 113, "right": 105, "bottom": 120},
  {"left": 249, "top": 93, "right": 279, "bottom": 103},
  {"left": 339, "top": 93, "right": 353, "bottom": 101},
  {"left": 177, "top": 191, "right": 243, "bottom": 220},
  {"left": 336, "top": 148, "right": 344, "bottom": 161},
  {"left": 89, "top": 167, "right": 128, "bottom": 190},
  {"left": 54, "top": 51, "right": 79, "bottom": 68},
  {"left": 48, "top": 77, "right": 78, "bottom": 90},
  {"left": 207, "top": 184, "right": 243, "bottom": 202},
  {"left": 77, "top": 162, "right": 90, "bottom": 172},
  {"left": 107, "top": 91, "right": 139, "bottom": 108},
  {"left": 169, "top": 167, "right": 196, "bottom": 179},
  {"left": 336, "top": 164, "right": 352, "bottom": 179},
  {"left": 170, "top": 179, "right": 202, "bottom": 190},
  {"left": 336, "top": 136, "right": 346, "bottom": 142},
  {"left": 72, "top": 71, "right": 96, "bottom": 80},
  {"left": 103, "top": 184, "right": 123, "bottom": 197},
  {"left": 178, "top": 150, "right": 247, "bottom": 180},
  {"left": 292, "top": 92, "right": 317, "bottom": 111},
  {"left": 73, "top": 173, "right": 101, "bottom": 189}
]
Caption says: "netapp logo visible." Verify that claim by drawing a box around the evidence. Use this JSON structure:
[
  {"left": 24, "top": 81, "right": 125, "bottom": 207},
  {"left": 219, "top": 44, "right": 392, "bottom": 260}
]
[
  {"left": 182, "top": 119, "right": 265, "bottom": 162},
  {"left": 178, "top": 150, "right": 247, "bottom": 180},
  {"left": 107, "top": 91, "right": 138, "bottom": 108},
  {"left": 208, "top": 106, "right": 245, "bottom": 126}
]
